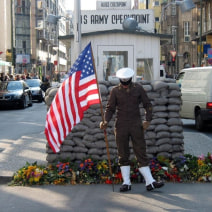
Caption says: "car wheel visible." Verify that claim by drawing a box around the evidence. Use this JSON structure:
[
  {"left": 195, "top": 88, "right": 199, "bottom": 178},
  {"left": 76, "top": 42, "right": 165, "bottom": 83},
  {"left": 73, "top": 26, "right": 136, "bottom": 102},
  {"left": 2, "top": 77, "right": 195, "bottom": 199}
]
[
  {"left": 38, "top": 95, "right": 43, "bottom": 103},
  {"left": 28, "top": 95, "right": 33, "bottom": 107},
  {"left": 21, "top": 97, "right": 27, "bottom": 109},
  {"left": 195, "top": 111, "right": 204, "bottom": 131}
]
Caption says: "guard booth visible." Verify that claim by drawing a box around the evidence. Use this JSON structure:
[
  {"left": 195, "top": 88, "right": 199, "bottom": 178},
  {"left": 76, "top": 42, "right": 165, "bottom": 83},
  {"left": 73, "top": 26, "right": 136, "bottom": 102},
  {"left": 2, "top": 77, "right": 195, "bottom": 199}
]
[{"left": 60, "top": 7, "right": 171, "bottom": 81}]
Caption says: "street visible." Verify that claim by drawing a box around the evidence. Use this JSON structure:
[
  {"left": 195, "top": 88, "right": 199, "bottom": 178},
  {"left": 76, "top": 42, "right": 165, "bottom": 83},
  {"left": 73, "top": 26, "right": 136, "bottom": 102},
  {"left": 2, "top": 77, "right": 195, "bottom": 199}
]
[
  {"left": 0, "top": 102, "right": 212, "bottom": 144},
  {"left": 0, "top": 101, "right": 47, "bottom": 141},
  {"left": 182, "top": 118, "right": 212, "bottom": 140}
]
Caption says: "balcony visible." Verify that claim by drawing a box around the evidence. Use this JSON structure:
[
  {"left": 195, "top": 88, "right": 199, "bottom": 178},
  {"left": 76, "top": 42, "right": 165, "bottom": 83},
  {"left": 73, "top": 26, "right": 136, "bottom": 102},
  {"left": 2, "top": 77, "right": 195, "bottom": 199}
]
[{"left": 37, "top": 31, "right": 49, "bottom": 41}]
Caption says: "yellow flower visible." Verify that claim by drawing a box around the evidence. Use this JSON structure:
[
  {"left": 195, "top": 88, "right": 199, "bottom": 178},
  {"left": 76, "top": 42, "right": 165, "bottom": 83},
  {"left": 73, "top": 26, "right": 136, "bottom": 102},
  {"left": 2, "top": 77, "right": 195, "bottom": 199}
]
[
  {"left": 33, "top": 177, "right": 40, "bottom": 182},
  {"left": 29, "top": 177, "right": 34, "bottom": 183},
  {"left": 197, "top": 159, "right": 204, "bottom": 167}
]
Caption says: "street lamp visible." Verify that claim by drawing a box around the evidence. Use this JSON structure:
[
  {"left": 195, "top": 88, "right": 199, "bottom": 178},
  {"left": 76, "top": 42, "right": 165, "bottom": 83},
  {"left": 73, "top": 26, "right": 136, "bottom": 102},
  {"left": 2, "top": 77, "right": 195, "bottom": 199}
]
[{"left": 74, "top": 0, "right": 81, "bottom": 58}]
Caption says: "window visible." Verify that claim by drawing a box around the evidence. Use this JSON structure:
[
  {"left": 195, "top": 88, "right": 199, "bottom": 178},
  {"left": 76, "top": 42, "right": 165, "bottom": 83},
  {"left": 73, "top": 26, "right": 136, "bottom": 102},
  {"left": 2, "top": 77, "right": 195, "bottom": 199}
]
[
  {"left": 136, "top": 59, "right": 153, "bottom": 81},
  {"left": 102, "top": 51, "right": 128, "bottom": 81},
  {"left": 184, "top": 22, "right": 190, "bottom": 42},
  {"left": 172, "top": 26, "right": 177, "bottom": 45},
  {"left": 171, "top": 5, "right": 176, "bottom": 16},
  {"left": 154, "top": 1, "right": 160, "bottom": 6},
  {"left": 155, "top": 17, "right": 159, "bottom": 22}
]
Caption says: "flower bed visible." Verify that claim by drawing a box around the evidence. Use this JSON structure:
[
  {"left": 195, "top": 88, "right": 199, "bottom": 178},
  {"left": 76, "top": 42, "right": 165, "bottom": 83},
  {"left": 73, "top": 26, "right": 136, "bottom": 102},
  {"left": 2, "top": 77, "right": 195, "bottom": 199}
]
[{"left": 9, "top": 153, "right": 212, "bottom": 186}]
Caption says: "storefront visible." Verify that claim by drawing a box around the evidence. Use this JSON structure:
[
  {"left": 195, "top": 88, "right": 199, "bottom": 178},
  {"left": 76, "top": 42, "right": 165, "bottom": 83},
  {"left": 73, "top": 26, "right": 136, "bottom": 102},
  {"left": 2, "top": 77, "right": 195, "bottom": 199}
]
[{"left": 0, "top": 60, "right": 12, "bottom": 74}]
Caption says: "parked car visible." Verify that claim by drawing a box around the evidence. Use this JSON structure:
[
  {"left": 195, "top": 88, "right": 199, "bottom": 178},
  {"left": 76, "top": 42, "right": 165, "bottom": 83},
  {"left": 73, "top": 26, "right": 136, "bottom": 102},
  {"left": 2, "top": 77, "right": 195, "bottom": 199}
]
[
  {"left": 0, "top": 80, "right": 33, "bottom": 109},
  {"left": 180, "top": 66, "right": 212, "bottom": 130},
  {"left": 25, "top": 79, "right": 44, "bottom": 102},
  {"left": 60, "top": 74, "right": 69, "bottom": 83}
]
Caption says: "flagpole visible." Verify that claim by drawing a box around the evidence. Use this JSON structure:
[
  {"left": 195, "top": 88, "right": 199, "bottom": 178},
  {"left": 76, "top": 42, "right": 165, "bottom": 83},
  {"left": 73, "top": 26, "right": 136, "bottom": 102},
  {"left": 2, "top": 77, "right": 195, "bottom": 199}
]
[{"left": 90, "top": 45, "right": 114, "bottom": 192}]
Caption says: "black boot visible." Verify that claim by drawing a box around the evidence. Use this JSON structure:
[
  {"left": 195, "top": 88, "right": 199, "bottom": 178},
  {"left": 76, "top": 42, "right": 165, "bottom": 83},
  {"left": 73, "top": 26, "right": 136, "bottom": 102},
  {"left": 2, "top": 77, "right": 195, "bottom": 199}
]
[
  {"left": 146, "top": 181, "right": 164, "bottom": 191},
  {"left": 120, "top": 184, "right": 131, "bottom": 192}
]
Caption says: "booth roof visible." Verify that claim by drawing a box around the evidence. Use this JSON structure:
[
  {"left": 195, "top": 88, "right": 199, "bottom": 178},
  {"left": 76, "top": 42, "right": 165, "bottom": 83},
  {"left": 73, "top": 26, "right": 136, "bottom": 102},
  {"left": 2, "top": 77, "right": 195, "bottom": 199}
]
[{"left": 58, "top": 29, "right": 172, "bottom": 46}]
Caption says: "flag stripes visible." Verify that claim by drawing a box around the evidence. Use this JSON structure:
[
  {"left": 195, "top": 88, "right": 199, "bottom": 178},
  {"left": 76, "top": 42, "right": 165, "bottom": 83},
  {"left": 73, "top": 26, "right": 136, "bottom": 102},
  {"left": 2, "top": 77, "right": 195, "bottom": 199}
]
[{"left": 45, "top": 42, "right": 100, "bottom": 153}]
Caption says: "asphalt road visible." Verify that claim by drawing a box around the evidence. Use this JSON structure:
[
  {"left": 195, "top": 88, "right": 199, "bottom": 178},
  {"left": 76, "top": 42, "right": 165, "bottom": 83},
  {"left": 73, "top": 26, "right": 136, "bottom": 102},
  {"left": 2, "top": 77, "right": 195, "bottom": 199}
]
[
  {"left": 182, "top": 118, "right": 212, "bottom": 140},
  {"left": 0, "top": 101, "right": 47, "bottom": 141}
]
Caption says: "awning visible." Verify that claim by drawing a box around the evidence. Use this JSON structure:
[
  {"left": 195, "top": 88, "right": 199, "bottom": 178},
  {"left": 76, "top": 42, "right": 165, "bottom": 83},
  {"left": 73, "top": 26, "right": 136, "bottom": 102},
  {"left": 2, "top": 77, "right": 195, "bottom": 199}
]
[{"left": 0, "top": 60, "right": 11, "bottom": 66}]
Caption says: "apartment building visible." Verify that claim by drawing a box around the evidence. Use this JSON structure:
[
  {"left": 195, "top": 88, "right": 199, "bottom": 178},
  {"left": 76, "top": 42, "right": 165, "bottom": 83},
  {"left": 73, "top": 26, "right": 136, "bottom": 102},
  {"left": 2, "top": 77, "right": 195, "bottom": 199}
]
[
  {"left": 0, "top": 0, "right": 12, "bottom": 74},
  {"left": 135, "top": 0, "right": 163, "bottom": 33},
  {"left": 193, "top": 0, "right": 212, "bottom": 67},
  {"left": 31, "top": 0, "right": 68, "bottom": 79},
  {"left": 0, "top": 0, "right": 68, "bottom": 79},
  {"left": 160, "top": 0, "right": 197, "bottom": 76},
  {"left": 160, "top": 0, "right": 212, "bottom": 75}
]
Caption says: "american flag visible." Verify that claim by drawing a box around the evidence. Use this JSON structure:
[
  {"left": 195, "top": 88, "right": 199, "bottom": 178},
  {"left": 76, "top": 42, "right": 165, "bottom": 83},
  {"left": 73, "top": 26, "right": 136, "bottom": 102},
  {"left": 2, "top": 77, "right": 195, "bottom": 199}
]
[{"left": 45, "top": 42, "right": 100, "bottom": 153}]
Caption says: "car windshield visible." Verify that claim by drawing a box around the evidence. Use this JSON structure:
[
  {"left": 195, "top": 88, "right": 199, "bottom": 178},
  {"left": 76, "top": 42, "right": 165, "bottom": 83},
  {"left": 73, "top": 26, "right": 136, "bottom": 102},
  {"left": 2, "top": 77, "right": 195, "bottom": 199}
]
[
  {"left": 0, "top": 81, "right": 22, "bottom": 90},
  {"left": 176, "top": 72, "right": 185, "bottom": 80},
  {"left": 26, "top": 80, "right": 40, "bottom": 87}
]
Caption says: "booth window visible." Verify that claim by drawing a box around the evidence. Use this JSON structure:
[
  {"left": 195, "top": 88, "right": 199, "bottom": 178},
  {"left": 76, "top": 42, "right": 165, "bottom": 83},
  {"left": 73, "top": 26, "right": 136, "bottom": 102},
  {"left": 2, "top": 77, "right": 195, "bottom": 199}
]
[
  {"left": 103, "top": 51, "right": 128, "bottom": 81},
  {"left": 136, "top": 59, "right": 153, "bottom": 81}
]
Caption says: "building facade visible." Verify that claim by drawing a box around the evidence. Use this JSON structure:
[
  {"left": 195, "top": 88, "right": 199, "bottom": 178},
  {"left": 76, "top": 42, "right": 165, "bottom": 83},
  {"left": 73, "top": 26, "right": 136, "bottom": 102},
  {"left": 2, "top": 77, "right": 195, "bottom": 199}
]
[
  {"left": 0, "top": 0, "right": 68, "bottom": 80},
  {"left": 160, "top": 0, "right": 198, "bottom": 76},
  {"left": 0, "top": 0, "right": 12, "bottom": 74}
]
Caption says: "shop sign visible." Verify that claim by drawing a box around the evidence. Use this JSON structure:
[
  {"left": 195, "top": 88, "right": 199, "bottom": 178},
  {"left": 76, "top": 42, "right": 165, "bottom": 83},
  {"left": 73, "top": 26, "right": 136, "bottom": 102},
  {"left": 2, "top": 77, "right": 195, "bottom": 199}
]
[{"left": 16, "top": 54, "right": 30, "bottom": 64}]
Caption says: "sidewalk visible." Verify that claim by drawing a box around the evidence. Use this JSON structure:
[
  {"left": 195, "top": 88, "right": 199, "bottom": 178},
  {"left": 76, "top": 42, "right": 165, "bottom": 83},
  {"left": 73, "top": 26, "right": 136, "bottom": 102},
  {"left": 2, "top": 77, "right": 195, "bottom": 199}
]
[
  {"left": 1, "top": 182, "right": 212, "bottom": 212},
  {"left": 0, "top": 132, "right": 47, "bottom": 177}
]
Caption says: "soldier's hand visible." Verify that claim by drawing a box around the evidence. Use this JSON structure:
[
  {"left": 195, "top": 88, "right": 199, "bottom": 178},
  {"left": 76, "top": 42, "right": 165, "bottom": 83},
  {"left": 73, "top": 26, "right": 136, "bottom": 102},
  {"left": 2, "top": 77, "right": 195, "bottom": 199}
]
[
  {"left": 100, "top": 121, "right": 108, "bottom": 130},
  {"left": 143, "top": 121, "right": 150, "bottom": 131}
]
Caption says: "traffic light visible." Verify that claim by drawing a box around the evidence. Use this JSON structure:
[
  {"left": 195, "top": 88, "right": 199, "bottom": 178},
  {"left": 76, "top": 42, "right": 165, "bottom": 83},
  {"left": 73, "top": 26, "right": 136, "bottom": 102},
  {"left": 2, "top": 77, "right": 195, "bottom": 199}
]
[{"left": 172, "top": 57, "right": 176, "bottom": 66}]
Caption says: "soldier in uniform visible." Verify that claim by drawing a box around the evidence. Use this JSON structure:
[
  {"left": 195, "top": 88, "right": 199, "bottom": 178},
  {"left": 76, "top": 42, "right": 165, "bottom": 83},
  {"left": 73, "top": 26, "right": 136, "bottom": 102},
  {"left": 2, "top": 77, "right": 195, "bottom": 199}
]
[{"left": 100, "top": 67, "right": 164, "bottom": 192}]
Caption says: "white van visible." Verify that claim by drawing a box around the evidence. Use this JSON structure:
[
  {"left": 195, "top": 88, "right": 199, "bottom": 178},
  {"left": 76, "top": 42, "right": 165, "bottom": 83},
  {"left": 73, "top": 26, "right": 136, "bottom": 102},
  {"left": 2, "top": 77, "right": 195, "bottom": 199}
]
[
  {"left": 180, "top": 67, "right": 212, "bottom": 130},
  {"left": 176, "top": 70, "right": 186, "bottom": 87}
]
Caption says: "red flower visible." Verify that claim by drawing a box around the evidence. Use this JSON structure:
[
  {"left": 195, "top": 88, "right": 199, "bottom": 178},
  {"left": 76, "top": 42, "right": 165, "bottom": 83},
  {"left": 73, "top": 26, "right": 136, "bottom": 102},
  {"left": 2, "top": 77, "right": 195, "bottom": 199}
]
[
  {"left": 115, "top": 172, "right": 122, "bottom": 179},
  {"left": 105, "top": 178, "right": 112, "bottom": 184}
]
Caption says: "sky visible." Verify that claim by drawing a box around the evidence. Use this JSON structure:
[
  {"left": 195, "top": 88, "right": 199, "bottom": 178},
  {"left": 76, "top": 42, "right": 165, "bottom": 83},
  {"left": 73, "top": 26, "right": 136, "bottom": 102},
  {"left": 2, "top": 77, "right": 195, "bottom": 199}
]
[{"left": 65, "top": 0, "right": 97, "bottom": 11}]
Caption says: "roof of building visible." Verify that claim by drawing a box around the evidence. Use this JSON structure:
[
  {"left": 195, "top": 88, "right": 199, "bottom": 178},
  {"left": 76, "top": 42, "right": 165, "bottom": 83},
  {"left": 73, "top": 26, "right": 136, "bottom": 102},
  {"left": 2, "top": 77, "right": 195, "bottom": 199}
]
[{"left": 59, "top": 29, "right": 172, "bottom": 46}]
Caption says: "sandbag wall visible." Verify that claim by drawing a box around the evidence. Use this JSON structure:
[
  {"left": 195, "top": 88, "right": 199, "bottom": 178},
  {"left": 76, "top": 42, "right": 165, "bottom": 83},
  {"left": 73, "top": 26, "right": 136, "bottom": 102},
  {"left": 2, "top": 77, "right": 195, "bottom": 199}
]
[{"left": 45, "top": 79, "right": 184, "bottom": 163}]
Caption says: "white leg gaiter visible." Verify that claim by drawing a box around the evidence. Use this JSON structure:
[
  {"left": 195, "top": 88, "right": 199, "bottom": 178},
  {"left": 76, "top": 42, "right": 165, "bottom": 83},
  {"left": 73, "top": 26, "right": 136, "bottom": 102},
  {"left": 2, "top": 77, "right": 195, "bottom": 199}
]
[
  {"left": 120, "top": 166, "right": 131, "bottom": 185},
  {"left": 139, "top": 166, "right": 155, "bottom": 186}
]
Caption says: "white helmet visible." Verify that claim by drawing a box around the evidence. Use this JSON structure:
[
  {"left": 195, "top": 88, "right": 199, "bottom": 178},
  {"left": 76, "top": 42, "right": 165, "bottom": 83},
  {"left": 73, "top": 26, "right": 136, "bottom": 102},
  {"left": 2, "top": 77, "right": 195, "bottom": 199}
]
[{"left": 116, "top": 67, "right": 134, "bottom": 81}]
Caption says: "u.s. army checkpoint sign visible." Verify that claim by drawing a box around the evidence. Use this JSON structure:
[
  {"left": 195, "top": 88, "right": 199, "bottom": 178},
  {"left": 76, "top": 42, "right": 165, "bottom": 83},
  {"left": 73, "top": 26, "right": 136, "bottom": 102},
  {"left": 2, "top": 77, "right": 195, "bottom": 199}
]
[{"left": 81, "top": 9, "right": 155, "bottom": 33}]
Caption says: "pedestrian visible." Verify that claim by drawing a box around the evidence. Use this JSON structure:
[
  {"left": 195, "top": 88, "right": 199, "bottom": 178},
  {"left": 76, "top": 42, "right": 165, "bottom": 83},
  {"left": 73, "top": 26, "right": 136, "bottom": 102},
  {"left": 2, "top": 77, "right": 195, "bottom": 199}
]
[
  {"left": 100, "top": 67, "right": 164, "bottom": 192},
  {"left": 26, "top": 73, "right": 31, "bottom": 79},
  {"left": 9, "top": 74, "right": 14, "bottom": 81},
  {"left": 0, "top": 73, "right": 5, "bottom": 81},
  {"left": 15, "top": 75, "right": 20, "bottom": 80},
  {"left": 21, "top": 74, "right": 26, "bottom": 80}
]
